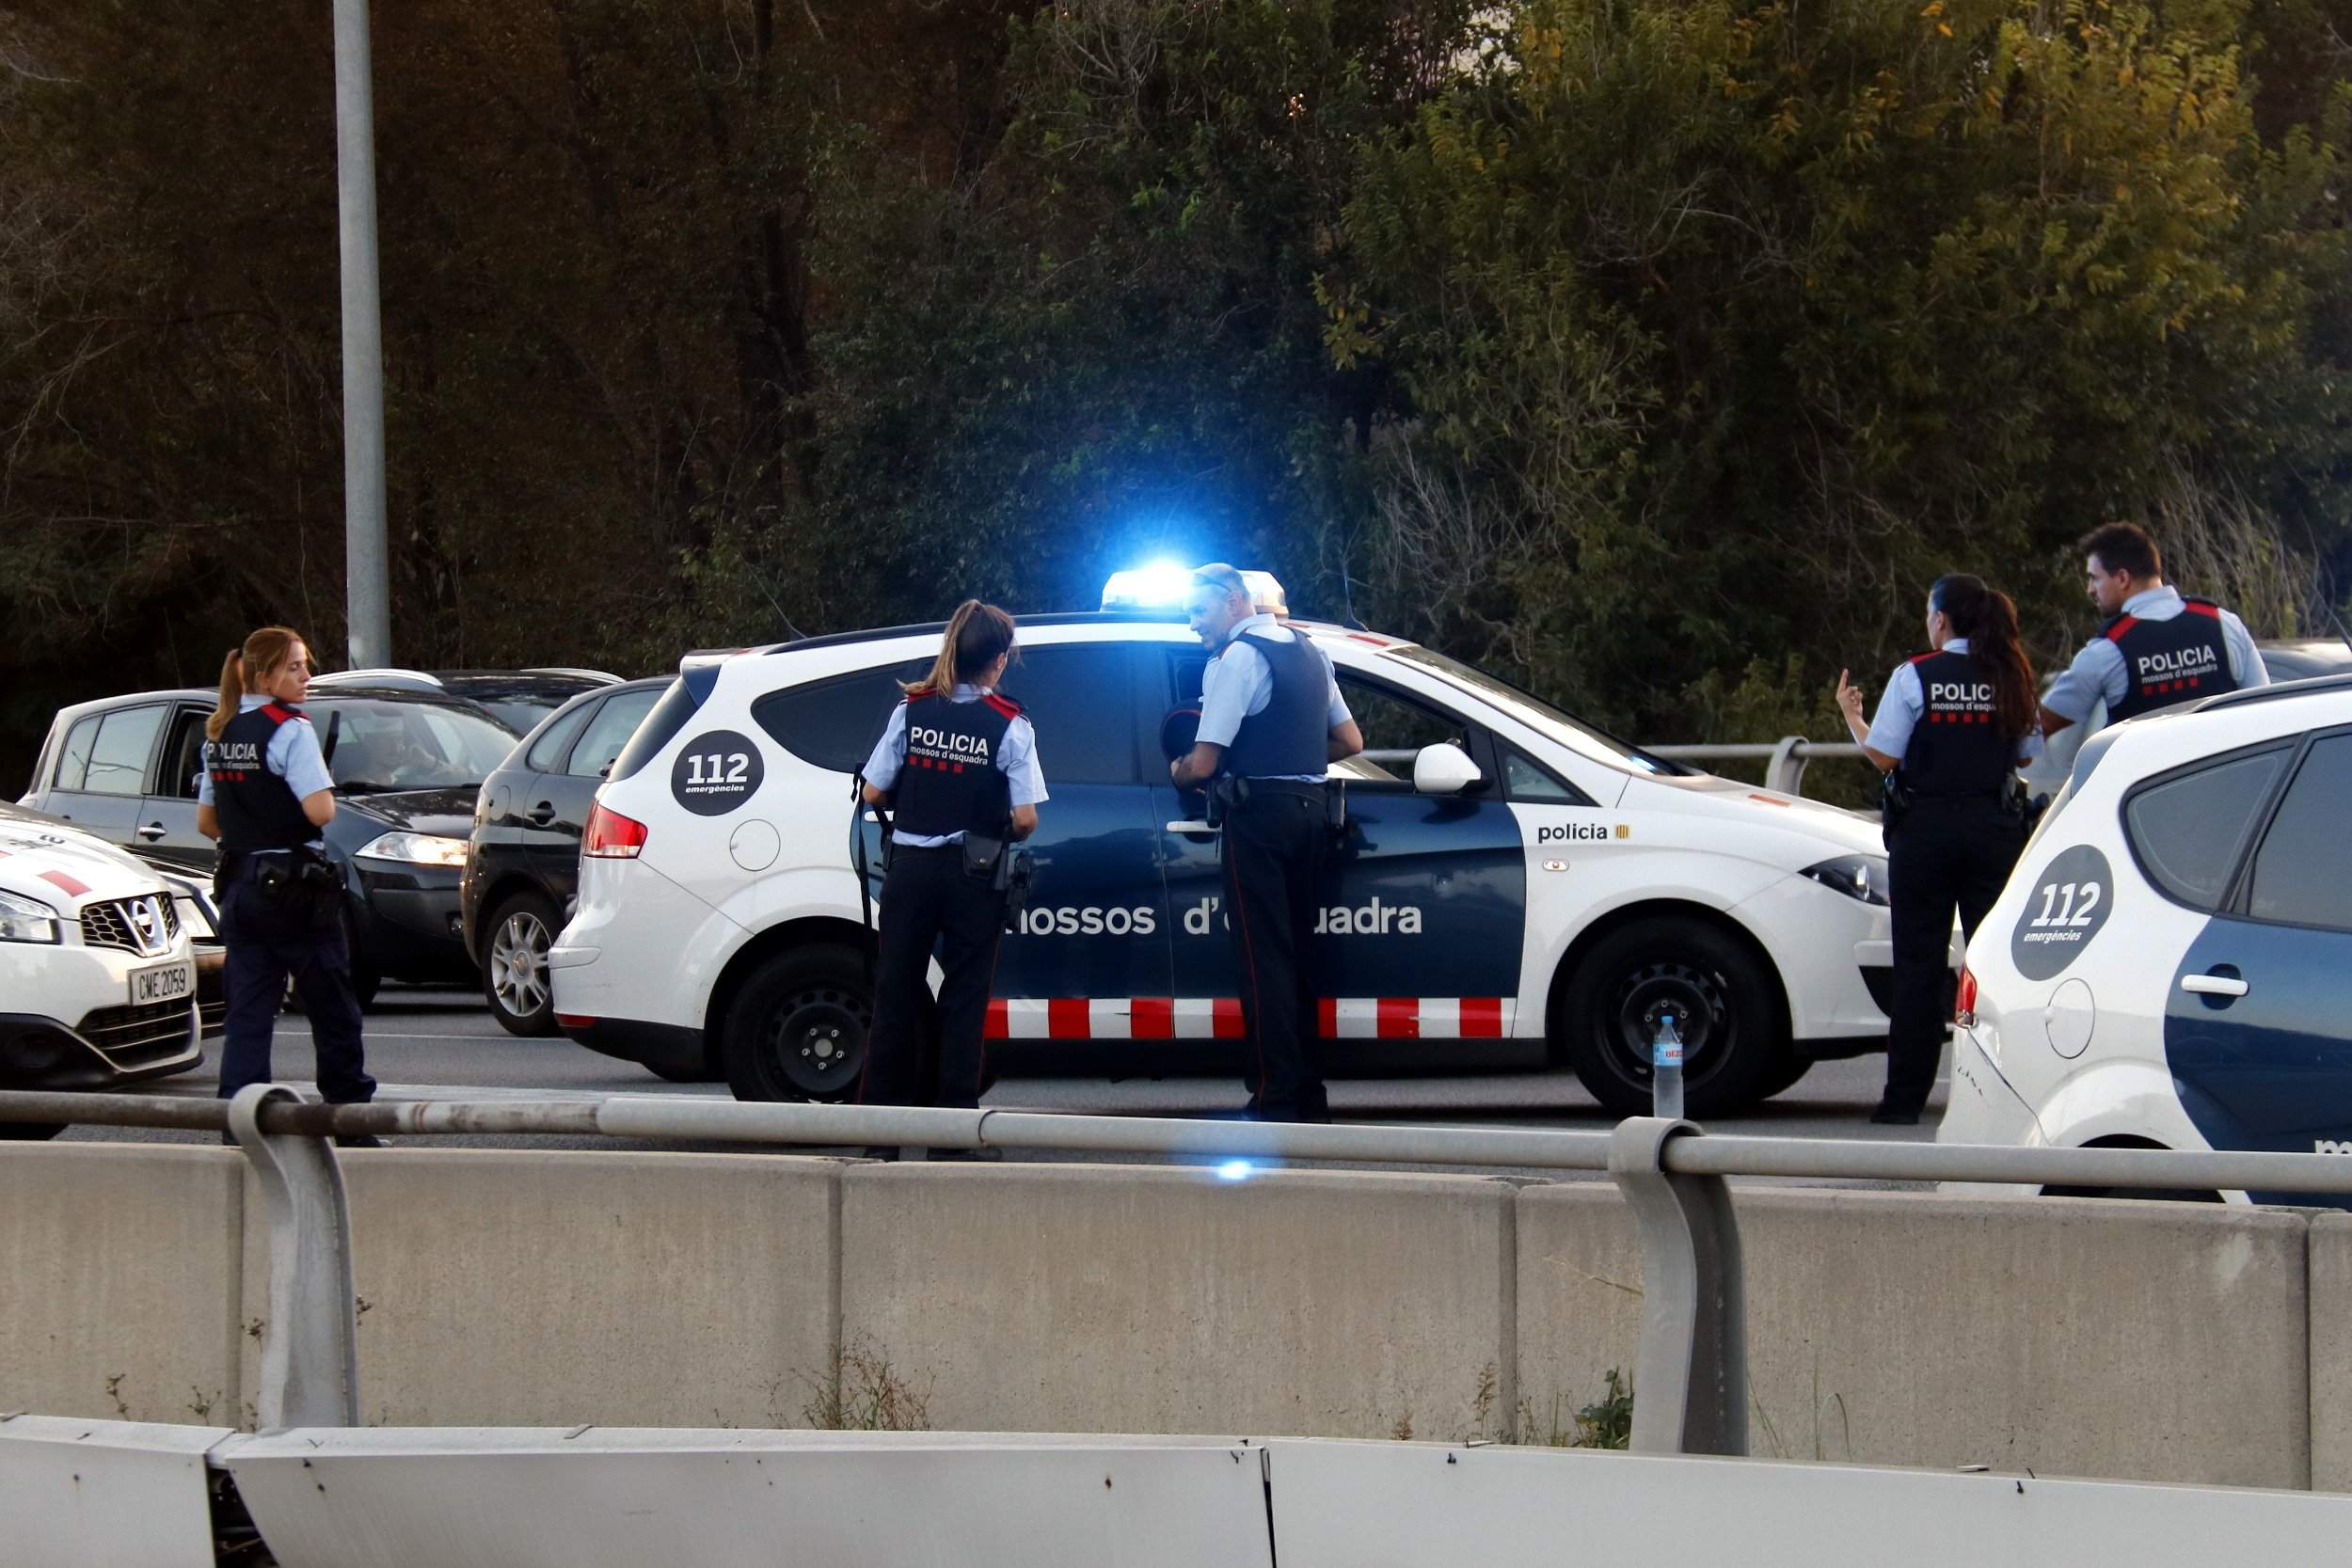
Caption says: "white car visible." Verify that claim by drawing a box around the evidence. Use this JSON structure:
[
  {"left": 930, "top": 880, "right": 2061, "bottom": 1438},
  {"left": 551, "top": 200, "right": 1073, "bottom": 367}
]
[
  {"left": 0, "top": 802, "right": 205, "bottom": 1138},
  {"left": 550, "top": 576, "right": 1901, "bottom": 1115},
  {"left": 1939, "top": 673, "right": 2352, "bottom": 1202}
]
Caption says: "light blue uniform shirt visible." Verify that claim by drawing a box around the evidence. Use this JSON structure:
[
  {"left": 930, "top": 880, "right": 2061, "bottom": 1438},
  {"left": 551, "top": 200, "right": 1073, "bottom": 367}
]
[
  {"left": 1196, "top": 614, "right": 1353, "bottom": 783},
  {"left": 862, "top": 684, "right": 1048, "bottom": 847},
  {"left": 2042, "top": 586, "right": 2269, "bottom": 724},
  {"left": 198, "top": 695, "right": 335, "bottom": 848},
  {"left": 1863, "top": 639, "right": 2044, "bottom": 765}
]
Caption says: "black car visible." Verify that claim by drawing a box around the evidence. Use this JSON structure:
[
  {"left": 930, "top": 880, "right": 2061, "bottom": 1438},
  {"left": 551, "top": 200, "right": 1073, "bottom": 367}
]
[
  {"left": 309, "top": 667, "right": 622, "bottom": 734},
  {"left": 460, "top": 676, "right": 667, "bottom": 1035},
  {"left": 21, "top": 687, "right": 520, "bottom": 1005},
  {"left": 2259, "top": 638, "right": 2352, "bottom": 682}
]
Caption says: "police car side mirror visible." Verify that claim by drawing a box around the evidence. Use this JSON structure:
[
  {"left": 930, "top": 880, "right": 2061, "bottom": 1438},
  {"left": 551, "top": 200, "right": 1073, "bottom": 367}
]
[{"left": 1411, "top": 743, "right": 1483, "bottom": 796}]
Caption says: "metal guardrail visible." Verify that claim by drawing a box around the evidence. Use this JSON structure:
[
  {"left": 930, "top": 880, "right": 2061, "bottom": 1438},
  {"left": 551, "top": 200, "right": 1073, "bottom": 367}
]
[
  {"left": 8, "top": 1086, "right": 2349, "bottom": 1459},
  {"left": 1646, "top": 737, "right": 1867, "bottom": 797}
]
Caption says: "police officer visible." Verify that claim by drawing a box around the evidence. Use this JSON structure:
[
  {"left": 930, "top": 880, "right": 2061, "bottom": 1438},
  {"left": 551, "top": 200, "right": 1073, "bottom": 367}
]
[
  {"left": 1836, "top": 575, "right": 2041, "bottom": 1126},
  {"left": 2041, "top": 521, "right": 2269, "bottom": 739},
  {"left": 1169, "top": 563, "right": 1364, "bottom": 1123},
  {"left": 857, "top": 601, "right": 1047, "bottom": 1148},
  {"left": 196, "top": 626, "right": 381, "bottom": 1145}
]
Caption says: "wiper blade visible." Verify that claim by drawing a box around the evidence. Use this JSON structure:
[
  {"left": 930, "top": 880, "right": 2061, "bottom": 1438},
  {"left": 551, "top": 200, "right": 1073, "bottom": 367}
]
[{"left": 334, "top": 780, "right": 393, "bottom": 795}]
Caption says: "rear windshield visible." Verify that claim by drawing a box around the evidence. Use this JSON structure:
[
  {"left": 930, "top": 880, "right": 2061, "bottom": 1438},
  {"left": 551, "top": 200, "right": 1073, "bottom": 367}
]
[{"left": 609, "top": 679, "right": 700, "bottom": 782}]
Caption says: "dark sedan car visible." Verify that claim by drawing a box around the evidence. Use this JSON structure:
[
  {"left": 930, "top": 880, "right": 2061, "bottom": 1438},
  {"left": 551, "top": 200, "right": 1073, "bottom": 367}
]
[
  {"left": 460, "top": 676, "right": 666, "bottom": 1034},
  {"left": 21, "top": 687, "right": 519, "bottom": 1006},
  {"left": 309, "top": 667, "right": 621, "bottom": 733}
]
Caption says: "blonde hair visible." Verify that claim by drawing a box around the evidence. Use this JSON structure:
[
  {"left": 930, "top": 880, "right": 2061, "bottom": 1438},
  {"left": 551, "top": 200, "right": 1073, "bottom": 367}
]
[
  {"left": 206, "top": 626, "right": 308, "bottom": 740},
  {"left": 903, "top": 600, "right": 1017, "bottom": 698}
]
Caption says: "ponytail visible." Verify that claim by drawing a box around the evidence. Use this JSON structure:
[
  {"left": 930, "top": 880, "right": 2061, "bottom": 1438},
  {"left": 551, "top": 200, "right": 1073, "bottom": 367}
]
[
  {"left": 903, "top": 600, "right": 1017, "bottom": 698},
  {"left": 1930, "top": 575, "right": 2037, "bottom": 741},
  {"left": 206, "top": 626, "right": 310, "bottom": 740}
]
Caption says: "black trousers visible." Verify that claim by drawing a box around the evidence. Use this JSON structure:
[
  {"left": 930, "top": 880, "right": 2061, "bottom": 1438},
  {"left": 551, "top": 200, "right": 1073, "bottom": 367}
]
[
  {"left": 215, "top": 875, "right": 374, "bottom": 1105},
  {"left": 1220, "top": 787, "right": 1330, "bottom": 1122},
  {"left": 1883, "top": 797, "right": 2026, "bottom": 1114},
  {"left": 860, "top": 845, "right": 1005, "bottom": 1111}
]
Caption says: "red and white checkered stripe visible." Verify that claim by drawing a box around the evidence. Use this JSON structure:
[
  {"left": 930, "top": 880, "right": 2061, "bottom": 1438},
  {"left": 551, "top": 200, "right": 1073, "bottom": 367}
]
[{"left": 984, "top": 997, "right": 1515, "bottom": 1041}]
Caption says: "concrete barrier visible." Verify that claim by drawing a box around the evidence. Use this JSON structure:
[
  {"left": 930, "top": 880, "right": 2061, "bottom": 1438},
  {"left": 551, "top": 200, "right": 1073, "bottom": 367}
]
[
  {"left": 839, "top": 1164, "right": 1517, "bottom": 1439},
  {"left": 2306, "top": 1213, "right": 2352, "bottom": 1491},
  {"left": 0, "top": 1144, "right": 246, "bottom": 1425},
  {"left": 241, "top": 1150, "right": 844, "bottom": 1428},
  {"left": 1515, "top": 1183, "right": 2311, "bottom": 1488}
]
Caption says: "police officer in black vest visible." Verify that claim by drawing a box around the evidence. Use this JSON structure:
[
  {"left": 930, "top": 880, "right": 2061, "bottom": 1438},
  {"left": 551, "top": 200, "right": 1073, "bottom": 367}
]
[
  {"left": 857, "top": 602, "right": 1047, "bottom": 1142},
  {"left": 1836, "top": 576, "right": 2041, "bottom": 1125},
  {"left": 197, "top": 626, "right": 381, "bottom": 1143},
  {"left": 2041, "top": 520, "right": 2268, "bottom": 739},
  {"left": 1170, "top": 564, "right": 1364, "bottom": 1123}
]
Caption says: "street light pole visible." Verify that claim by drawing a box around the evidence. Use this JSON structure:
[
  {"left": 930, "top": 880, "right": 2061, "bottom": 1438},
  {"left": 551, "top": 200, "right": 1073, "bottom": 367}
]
[{"left": 333, "top": 0, "right": 390, "bottom": 669}]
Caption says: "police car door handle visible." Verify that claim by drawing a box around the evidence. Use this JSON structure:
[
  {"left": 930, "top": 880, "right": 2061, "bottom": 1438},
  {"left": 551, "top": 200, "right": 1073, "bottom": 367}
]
[
  {"left": 136, "top": 822, "right": 167, "bottom": 842},
  {"left": 1165, "top": 819, "right": 1219, "bottom": 836},
  {"left": 2180, "top": 973, "right": 2250, "bottom": 999}
]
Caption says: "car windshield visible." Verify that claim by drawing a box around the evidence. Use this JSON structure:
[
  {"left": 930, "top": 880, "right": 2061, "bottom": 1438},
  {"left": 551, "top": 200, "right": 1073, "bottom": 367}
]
[
  {"left": 1380, "top": 645, "right": 1691, "bottom": 776},
  {"left": 315, "top": 700, "right": 517, "bottom": 793}
]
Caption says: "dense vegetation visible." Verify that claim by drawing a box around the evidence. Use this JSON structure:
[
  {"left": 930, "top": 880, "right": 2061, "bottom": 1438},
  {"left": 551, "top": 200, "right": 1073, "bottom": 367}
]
[{"left": 5, "top": 0, "right": 2348, "bottom": 786}]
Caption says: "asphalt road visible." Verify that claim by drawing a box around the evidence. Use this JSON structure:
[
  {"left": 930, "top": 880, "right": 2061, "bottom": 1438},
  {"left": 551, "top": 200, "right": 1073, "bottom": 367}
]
[{"left": 65, "top": 984, "right": 1948, "bottom": 1186}]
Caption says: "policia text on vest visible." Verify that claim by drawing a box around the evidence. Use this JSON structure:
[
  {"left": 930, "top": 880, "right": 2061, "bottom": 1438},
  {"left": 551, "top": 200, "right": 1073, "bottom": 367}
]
[
  {"left": 1169, "top": 564, "right": 1366, "bottom": 1124},
  {"left": 195, "top": 628, "right": 380, "bottom": 1134},
  {"left": 855, "top": 602, "right": 1046, "bottom": 1140}
]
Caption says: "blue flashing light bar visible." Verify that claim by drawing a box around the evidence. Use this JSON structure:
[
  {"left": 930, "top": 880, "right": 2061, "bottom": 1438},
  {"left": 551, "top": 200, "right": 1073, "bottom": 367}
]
[{"left": 1101, "top": 564, "right": 1289, "bottom": 617}]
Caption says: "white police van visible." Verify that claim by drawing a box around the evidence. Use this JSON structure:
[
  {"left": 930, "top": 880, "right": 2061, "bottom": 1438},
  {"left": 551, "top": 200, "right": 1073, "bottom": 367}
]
[
  {"left": 549, "top": 572, "right": 1902, "bottom": 1115},
  {"left": 1939, "top": 673, "right": 2352, "bottom": 1202}
]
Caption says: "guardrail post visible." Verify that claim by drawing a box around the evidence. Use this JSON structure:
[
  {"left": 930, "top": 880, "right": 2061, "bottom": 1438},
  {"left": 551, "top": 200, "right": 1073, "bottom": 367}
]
[
  {"left": 1608, "top": 1117, "right": 1745, "bottom": 1456},
  {"left": 229, "top": 1084, "right": 360, "bottom": 1431},
  {"left": 1766, "top": 736, "right": 1807, "bottom": 797}
]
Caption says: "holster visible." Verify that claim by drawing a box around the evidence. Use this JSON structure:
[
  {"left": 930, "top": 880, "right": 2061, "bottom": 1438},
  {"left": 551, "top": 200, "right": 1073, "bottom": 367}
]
[
  {"left": 1205, "top": 776, "right": 1248, "bottom": 829},
  {"left": 246, "top": 847, "right": 342, "bottom": 934},
  {"left": 1879, "top": 771, "right": 1915, "bottom": 833}
]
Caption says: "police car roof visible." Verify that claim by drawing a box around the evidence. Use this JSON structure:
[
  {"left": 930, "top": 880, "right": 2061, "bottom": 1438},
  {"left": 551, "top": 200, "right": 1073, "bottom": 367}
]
[
  {"left": 723, "top": 611, "right": 1378, "bottom": 664},
  {"left": 2188, "top": 670, "right": 2352, "bottom": 715}
]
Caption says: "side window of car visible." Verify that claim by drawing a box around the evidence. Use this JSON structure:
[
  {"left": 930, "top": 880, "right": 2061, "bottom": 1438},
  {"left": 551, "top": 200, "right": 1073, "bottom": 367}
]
[
  {"left": 55, "top": 715, "right": 100, "bottom": 791},
  {"left": 1334, "top": 673, "right": 1474, "bottom": 790},
  {"left": 2122, "top": 745, "right": 2292, "bottom": 911},
  {"left": 1000, "top": 645, "right": 1143, "bottom": 785},
  {"left": 84, "top": 705, "right": 165, "bottom": 797},
  {"left": 1502, "top": 746, "right": 1595, "bottom": 807},
  {"left": 2244, "top": 733, "right": 2352, "bottom": 931},
  {"left": 525, "top": 702, "right": 596, "bottom": 773},
  {"left": 568, "top": 689, "right": 661, "bottom": 779},
  {"left": 753, "top": 660, "right": 930, "bottom": 773},
  {"left": 160, "top": 707, "right": 211, "bottom": 798}
]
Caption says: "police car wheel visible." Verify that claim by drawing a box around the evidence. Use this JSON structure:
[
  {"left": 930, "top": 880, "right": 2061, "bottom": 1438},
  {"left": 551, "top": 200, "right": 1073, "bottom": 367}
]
[
  {"left": 0, "top": 1120, "right": 65, "bottom": 1142},
  {"left": 479, "top": 891, "right": 562, "bottom": 1037},
  {"left": 1753, "top": 1052, "right": 1813, "bottom": 1101},
  {"left": 1559, "top": 918, "right": 1777, "bottom": 1117},
  {"left": 721, "top": 944, "right": 872, "bottom": 1103}
]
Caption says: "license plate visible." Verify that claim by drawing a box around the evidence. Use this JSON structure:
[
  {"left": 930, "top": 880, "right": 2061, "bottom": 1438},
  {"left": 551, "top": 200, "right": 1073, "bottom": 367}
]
[{"left": 131, "top": 960, "right": 194, "bottom": 1007}]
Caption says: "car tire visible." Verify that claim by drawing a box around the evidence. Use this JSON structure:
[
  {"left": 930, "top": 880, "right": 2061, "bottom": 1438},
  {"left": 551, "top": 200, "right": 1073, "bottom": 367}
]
[
  {"left": 0, "top": 1120, "right": 65, "bottom": 1142},
  {"left": 644, "top": 1058, "right": 720, "bottom": 1084},
  {"left": 722, "top": 944, "right": 873, "bottom": 1103},
  {"left": 1558, "top": 917, "right": 1780, "bottom": 1118},
  {"left": 480, "top": 890, "right": 562, "bottom": 1037},
  {"left": 1754, "top": 1052, "right": 1814, "bottom": 1101}
]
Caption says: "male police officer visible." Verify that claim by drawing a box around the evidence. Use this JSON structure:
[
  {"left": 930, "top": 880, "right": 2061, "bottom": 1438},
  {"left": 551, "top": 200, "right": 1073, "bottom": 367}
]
[
  {"left": 1169, "top": 564, "right": 1364, "bottom": 1122},
  {"left": 2041, "top": 521, "right": 2269, "bottom": 738}
]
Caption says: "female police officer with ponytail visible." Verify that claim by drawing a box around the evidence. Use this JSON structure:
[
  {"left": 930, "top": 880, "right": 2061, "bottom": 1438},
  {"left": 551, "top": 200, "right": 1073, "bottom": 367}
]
[
  {"left": 196, "top": 626, "right": 380, "bottom": 1144},
  {"left": 856, "top": 602, "right": 1047, "bottom": 1144},
  {"left": 1835, "top": 575, "right": 2040, "bottom": 1126}
]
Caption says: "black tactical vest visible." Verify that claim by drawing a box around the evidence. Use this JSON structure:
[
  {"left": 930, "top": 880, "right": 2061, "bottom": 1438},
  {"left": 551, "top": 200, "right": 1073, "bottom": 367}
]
[
  {"left": 2102, "top": 598, "right": 2238, "bottom": 721},
  {"left": 207, "top": 704, "right": 321, "bottom": 854},
  {"left": 1899, "top": 650, "right": 2017, "bottom": 799},
  {"left": 889, "top": 691, "right": 1017, "bottom": 838},
  {"left": 1218, "top": 632, "right": 1328, "bottom": 779}
]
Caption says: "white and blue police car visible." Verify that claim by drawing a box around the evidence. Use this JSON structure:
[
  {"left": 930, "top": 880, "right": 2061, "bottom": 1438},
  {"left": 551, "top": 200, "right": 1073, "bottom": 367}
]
[
  {"left": 1939, "top": 673, "right": 2352, "bottom": 1202},
  {"left": 548, "top": 570, "right": 1905, "bottom": 1115}
]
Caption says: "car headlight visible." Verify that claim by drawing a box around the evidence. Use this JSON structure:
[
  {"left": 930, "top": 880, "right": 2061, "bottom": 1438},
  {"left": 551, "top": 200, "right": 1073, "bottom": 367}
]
[
  {"left": 1799, "top": 854, "right": 1890, "bottom": 907},
  {"left": 357, "top": 832, "right": 471, "bottom": 868},
  {"left": 0, "top": 889, "right": 62, "bottom": 943}
]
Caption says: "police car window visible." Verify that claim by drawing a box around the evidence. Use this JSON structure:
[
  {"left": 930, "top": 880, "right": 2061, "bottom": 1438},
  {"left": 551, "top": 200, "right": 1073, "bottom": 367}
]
[
  {"left": 1335, "top": 673, "right": 1469, "bottom": 787},
  {"left": 55, "top": 715, "right": 99, "bottom": 791},
  {"left": 1502, "top": 747, "right": 1592, "bottom": 806},
  {"left": 2122, "top": 746, "right": 2291, "bottom": 911},
  {"left": 524, "top": 703, "right": 595, "bottom": 773},
  {"left": 1384, "top": 644, "right": 1691, "bottom": 776},
  {"left": 85, "top": 705, "right": 164, "bottom": 797},
  {"left": 2245, "top": 735, "right": 2352, "bottom": 930},
  {"left": 753, "top": 660, "right": 931, "bottom": 773},
  {"left": 568, "top": 688, "right": 661, "bottom": 779},
  {"left": 1000, "top": 645, "right": 1142, "bottom": 784}
]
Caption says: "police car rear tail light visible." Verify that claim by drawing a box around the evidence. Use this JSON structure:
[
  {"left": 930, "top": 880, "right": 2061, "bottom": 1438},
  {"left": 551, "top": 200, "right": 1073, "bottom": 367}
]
[
  {"left": 1798, "top": 854, "right": 1891, "bottom": 906},
  {"left": 1954, "top": 965, "right": 1979, "bottom": 1029},
  {"left": 582, "top": 803, "right": 648, "bottom": 860},
  {"left": 0, "top": 890, "right": 61, "bottom": 944}
]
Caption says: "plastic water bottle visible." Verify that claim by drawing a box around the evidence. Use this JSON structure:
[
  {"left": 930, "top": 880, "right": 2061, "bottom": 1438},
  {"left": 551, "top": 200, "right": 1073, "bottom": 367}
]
[{"left": 1651, "top": 1012, "right": 1686, "bottom": 1120}]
